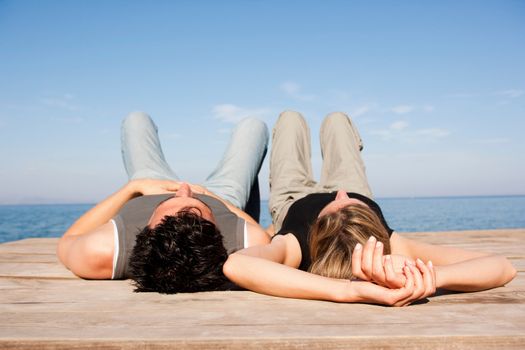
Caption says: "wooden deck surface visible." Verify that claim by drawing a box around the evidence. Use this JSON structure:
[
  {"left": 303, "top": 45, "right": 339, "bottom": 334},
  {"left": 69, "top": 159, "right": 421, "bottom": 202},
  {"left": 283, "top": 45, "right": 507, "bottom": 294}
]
[{"left": 0, "top": 229, "right": 524, "bottom": 349}]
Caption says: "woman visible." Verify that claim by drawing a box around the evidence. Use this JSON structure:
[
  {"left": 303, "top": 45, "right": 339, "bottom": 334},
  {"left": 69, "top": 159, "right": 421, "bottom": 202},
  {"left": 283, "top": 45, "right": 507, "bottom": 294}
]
[{"left": 223, "top": 111, "right": 516, "bottom": 306}]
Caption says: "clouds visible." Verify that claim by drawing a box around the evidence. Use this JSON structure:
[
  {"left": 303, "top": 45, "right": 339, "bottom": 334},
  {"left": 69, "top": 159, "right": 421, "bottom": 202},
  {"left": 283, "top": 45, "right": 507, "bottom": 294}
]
[
  {"left": 390, "top": 120, "right": 409, "bottom": 130},
  {"left": 280, "top": 81, "right": 316, "bottom": 101},
  {"left": 447, "top": 88, "right": 525, "bottom": 105},
  {"left": 40, "top": 93, "right": 79, "bottom": 111},
  {"left": 51, "top": 116, "right": 84, "bottom": 124},
  {"left": 163, "top": 132, "right": 182, "bottom": 140},
  {"left": 212, "top": 80, "right": 315, "bottom": 124},
  {"left": 39, "top": 93, "right": 87, "bottom": 124},
  {"left": 213, "top": 80, "right": 320, "bottom": 124},
  {"left": 348, "top": 102, "right": 435, "bottom": 118},
  {"left": 365, "top": 150, "right": 525, "bottom": 197},
  {"left": 352, "top": 105, "right": 372, "bottom": 117},
  {"left": 210, "top": 82, "right": 450, "bottom": 147},
  {"left": 414, "top": 128, "right": 451, "bottom": 138},
  {"left": 212, "top": 103, "right": 271, "bottom": 123},
  {"left": 369, "top": 120, "right": 450, "bottom": 142},
  {"left": 495, "top": 89, "right": 524, "bottom": 99},
  {"left": 280, "top": 81, "right": 301, "bottom": 95},
  {"left": 390, "top": 105, "right": 415, "bottom": 114},
  {"left": 473, "top": 137, "right": 511, "bottom": 145},
  {"left": 359, "top": 104, "right": 442, "bottom": 143},
  {"left": 389, "top": 104, "right": 437, "bottom": 115},
  {"left": 448, "top": 89, "right": 524, "bottom": 100}
]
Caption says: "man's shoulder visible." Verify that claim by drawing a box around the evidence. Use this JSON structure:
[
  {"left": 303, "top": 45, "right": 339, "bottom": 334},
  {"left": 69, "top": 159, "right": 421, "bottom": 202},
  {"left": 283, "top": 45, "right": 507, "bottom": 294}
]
[
  {"left": 57, "top": 222, "right": 115, "bottom": 279},
  {"left": 196, "top": 194, "right": 236, "bottom": 216},
  {"left": 125, "top": 193, "right": 173, "bottom": 207}
]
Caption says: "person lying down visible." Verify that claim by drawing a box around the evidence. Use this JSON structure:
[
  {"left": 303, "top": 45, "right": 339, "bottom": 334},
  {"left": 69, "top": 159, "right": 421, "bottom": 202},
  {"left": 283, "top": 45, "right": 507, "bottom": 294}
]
[{"left": 222, "top": 111, "right": 517, "bottom": 306}]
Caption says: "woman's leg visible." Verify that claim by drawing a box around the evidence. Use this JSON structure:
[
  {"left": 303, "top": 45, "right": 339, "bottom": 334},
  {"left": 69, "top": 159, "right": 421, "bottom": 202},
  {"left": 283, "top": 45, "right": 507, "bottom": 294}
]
[
  {"left": 120, "top": 112, "right": 179, "bottom": 181},
  {"left": 204, "top": 117, "right": 269, "bottom": 211},
  {"left": 269, "top": 111, "right": 317, "bottom": 231},
  {"left": 318, "top": 112, "right": 372, "bottom": 197}
]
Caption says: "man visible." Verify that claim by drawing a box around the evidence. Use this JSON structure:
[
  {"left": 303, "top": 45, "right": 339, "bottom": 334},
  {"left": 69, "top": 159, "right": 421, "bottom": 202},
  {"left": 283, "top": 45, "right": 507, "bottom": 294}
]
[{"left": 57, "top": 112, "right": 270, "bottom": 293}]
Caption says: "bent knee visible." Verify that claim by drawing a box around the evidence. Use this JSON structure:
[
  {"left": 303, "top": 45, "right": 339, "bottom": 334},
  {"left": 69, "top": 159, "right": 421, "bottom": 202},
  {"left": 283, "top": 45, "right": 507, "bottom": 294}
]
[
  {"left": 122, "top": 111, "right": 154, "bottom": 130},
  {"left": 324, "top": 111, "right": 351, "bottom": 124},
  {"left": 274, "top": 110, "right": 309, "bottom": 133},
  {"left": 236, "top": 118, "right": 269, "bottom": 141},
  {"left": 278, "top": 110, "right": 305, "bottom": 124}
]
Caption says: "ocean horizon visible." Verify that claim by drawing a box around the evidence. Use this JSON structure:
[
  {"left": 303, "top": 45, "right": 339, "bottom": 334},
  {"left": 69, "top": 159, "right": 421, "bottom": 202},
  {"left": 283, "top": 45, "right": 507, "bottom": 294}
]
[{"left": 1, "top": 195, "right": 524, "bottom": 244}]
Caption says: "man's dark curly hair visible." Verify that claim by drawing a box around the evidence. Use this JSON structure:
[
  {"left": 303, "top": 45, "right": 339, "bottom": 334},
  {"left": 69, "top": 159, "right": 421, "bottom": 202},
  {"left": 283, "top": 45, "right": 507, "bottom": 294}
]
[{"left": 128, "top": 211, "right": 229, "bottom": 294}]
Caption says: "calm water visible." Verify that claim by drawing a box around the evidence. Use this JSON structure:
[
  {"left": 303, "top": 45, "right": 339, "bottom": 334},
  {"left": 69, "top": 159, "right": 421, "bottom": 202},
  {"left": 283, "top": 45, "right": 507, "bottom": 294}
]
[{"left": 1, "top": 196, "right": 524, "bottom": 243}]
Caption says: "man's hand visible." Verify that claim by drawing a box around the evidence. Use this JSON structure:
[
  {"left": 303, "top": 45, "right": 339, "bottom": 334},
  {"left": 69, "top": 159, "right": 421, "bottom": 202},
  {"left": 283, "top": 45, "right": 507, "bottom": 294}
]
[{"left": 130, "top": 179, "right": 183, "bottom": 196}]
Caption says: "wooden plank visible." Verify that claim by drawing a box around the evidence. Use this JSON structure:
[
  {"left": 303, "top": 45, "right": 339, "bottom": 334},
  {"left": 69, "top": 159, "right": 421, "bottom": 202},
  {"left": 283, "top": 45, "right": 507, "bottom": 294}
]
[
  {"left": 0, "top": 229, "right": 523, "bottom": 349},
  {"left": 0, "top": 238, "right": 59, "bottom": 253},
  {"left": 2, "top": 336, "right": 525, "bottom": 350},
  {"left": 0, "top": 262, "right": 76, "bottom": 279}
]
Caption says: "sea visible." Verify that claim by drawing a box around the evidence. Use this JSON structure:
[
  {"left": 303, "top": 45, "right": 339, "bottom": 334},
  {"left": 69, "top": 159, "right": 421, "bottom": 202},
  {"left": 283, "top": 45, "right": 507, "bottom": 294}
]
[{"left": 0, "top": 196, "right": 524, "bottom": 244}]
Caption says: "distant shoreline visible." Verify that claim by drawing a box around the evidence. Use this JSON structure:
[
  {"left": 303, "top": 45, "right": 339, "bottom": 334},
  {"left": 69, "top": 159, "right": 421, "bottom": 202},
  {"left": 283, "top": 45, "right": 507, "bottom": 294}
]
[
  {"left": 1, "top": 196, "right": 525, "bottom": 243},
  {"left": 1, "top": 194, "right": 524, "bottom": 206}
]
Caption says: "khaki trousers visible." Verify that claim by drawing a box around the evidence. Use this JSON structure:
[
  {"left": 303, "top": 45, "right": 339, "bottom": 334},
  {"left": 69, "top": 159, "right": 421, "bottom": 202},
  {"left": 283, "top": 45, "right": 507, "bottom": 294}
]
[{"left": 269, "top": 111, "right": 372, "bottom": 231}]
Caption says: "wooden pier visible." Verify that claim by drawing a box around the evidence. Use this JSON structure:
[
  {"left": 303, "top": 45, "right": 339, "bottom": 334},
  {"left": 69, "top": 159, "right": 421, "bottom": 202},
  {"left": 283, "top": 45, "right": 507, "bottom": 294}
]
[{"left": 0, "top": 229, "right": 524, "bottom": 349}]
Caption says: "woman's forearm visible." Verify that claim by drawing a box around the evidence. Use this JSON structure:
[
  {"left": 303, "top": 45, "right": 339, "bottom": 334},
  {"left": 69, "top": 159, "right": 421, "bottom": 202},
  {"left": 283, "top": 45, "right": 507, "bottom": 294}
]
[
  {"left": 435, "top": 255, "right": 517, "bottom": 292},
  {"left": 223, "top": 253, "right": 419, "bottom": 306},
  {"left": 224, "top": 253, "right": 350, "bottom": 301}
]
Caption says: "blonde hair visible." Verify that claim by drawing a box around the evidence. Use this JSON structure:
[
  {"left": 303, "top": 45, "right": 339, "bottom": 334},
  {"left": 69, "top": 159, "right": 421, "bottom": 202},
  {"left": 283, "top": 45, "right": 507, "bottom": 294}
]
[{"left": 308, "top": 204, "right": 391, "bottom": 279}]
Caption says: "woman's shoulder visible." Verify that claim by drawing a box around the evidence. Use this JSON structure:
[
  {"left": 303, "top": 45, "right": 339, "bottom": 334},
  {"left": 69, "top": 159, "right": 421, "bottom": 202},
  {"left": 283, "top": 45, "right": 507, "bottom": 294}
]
[{"left": 271, "top": 233, "right": 302, "bottom": 268}]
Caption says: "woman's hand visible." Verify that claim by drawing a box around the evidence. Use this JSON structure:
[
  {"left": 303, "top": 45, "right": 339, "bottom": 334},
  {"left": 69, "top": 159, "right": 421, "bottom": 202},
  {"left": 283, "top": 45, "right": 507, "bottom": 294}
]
[
  {"left": 351, "top": 236, "right": 436, "bottom": 301},
  {"left": 393, "top": 259, "right": 436, "bottom": 305},
  {"left": 352, "top": 259, "right": 436, "bottom": 306},
  {"left": 352, "top": 236, "right": 408, "bottom": 288},
  {"left": 403, "top": 259, "right": 437, "bottom": 304}
]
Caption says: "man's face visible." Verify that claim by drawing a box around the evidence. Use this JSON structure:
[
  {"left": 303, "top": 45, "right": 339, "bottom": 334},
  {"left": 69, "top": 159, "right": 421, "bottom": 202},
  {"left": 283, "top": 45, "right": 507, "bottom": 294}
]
[
  {"left": 147, "top": 183, "right": 216, "bottom": 228},
  {"left": 317, "top": 190, "right": 368, "bottom": 218}
]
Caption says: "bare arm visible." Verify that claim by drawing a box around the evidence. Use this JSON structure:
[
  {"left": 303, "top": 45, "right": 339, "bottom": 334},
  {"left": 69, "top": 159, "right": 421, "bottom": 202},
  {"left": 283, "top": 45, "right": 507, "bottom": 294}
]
[
  {"left": 62, "top": 179, "right": 181, "bottom": 238},
  {"left": 390, "top": 232, "right": 517, "bottom": 291},
  {"left": 265, "top": 224, "right": 276, "bottom": 237},
  {"left": 245, "top": 222, "right": 272, "bottom": 247},
  {"left": 63, "top": 181, "right": 138, "bottom": 238},
  {"left": 223, "top": 203, "right": 258, "bottom": 226},
  {"left": 57, "top": 223, "right": 115, "bottom": 279},
  {"left": 57, "top": 179, "right": 181, "bottom": 278},
  {"left": 224, "top": 235, "right": 431, "bottom": 306},
  {"left": 184, "top": 183, "right": 259, "bottom": 225}
]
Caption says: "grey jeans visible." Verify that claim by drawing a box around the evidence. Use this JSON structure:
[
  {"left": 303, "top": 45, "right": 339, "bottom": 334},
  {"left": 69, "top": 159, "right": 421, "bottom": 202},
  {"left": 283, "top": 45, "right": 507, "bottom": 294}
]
[
  {"left": 269, "top": 110, "right": 372, "bottom": 231},
  {"left": 120, "top": 111, "right": 269, "bottom": 211}
]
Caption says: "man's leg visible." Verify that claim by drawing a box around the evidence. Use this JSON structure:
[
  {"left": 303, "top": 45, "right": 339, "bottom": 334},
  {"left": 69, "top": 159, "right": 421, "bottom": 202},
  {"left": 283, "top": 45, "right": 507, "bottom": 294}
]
[
  {"left": 243, "top": 177, "right": 262, "bottom": 222},
  {"left": 204, "top": 118, "right": 269, "bottom": 214},
  {"left": 269, "top": 111, "right": 317, "bottom": 232},
  {"left": 318, "top": 112, "right": 372, "bottom": 197},
  {"left": 121, "top": 112, "right": 179, "bottom": 180}
]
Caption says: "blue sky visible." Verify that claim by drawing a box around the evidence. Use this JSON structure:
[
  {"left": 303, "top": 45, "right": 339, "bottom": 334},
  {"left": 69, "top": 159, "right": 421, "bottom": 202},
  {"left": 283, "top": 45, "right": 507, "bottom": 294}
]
[{"left": 0, "top": 0, "right": 524, "bottom": 204}]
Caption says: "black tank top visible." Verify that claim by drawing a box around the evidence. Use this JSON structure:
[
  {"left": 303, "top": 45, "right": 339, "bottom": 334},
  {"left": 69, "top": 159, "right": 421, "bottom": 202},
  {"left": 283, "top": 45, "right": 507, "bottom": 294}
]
[{"left": 275, "top": 192, "right": 394, "bottom": 271}]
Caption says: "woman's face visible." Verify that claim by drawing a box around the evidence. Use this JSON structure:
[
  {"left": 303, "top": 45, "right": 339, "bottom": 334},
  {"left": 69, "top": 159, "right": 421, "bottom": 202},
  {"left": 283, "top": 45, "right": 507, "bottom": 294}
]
[{"left": 318, "top": 190, "right": 368, "bottom": 218}]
